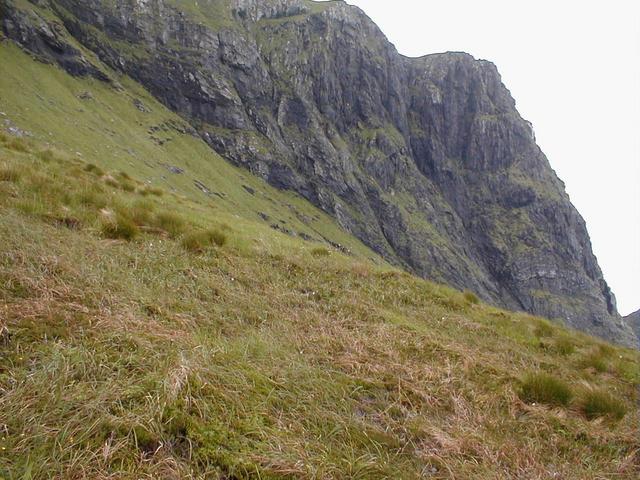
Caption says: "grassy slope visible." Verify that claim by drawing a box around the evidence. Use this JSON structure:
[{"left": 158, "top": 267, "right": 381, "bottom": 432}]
[
  {"left": 0, "top": 42, "right": 377, "bottom": 261},
  {"left": 0, "top": 45, "right": 639, "bottom": 479}
]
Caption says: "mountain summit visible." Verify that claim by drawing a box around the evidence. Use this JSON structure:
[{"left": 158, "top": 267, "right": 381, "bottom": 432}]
[{"left": 1, "top": 0, "right": 635, "bottom": 346}]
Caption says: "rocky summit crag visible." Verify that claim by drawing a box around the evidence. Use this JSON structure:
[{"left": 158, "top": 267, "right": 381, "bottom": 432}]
[{"left": 1, "top": 0, "right": 635, "bottom": 346}]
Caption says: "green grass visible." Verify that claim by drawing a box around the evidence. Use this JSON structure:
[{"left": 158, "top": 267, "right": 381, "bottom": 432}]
[
  {"left": 581, "top": 350, "right": 609, "bottom": 373},
  {"left": 181, "top": 228, "right": 227, "bottom": 253},
  {"left": 0, "top": 163, "right": 21, "bottom": 182},
  {"left": 0, "top": 42, "right": 378, "bottom": 265},
  {"left": 0, "top": 137, "right": 638, "bottom": 479},
  {"left": 101, "top": 212, "right": 139, "bottom": 240},
  {"left": 463, "top": 290, "right": 480, "bottom": 305},
  {"left": 519, "top": 372, "right": 574, "bottom": 406},
  {"left": 578, "top": 389, "right": 628, "bottom": 421},
  {"left": 310, "top": 246, "right": 330, "bottom": 257},
  {"left": 153, "top": 211, "right": 186, "bottom": 237},
  {"left": 554, "top": 336, "right": 576, "bottom": 355}
]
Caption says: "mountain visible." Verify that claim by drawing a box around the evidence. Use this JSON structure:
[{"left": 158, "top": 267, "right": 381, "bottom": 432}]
[
  {"left": 1, "top": 0, "right": 636, "bottom": 348},
  {"left": 1, "top": 2, "right": 640, "bottom": 477}
]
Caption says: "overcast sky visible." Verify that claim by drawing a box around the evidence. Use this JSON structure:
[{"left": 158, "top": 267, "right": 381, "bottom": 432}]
[{"left": 339, "top": 0, "right": 640, "bottom": 315}]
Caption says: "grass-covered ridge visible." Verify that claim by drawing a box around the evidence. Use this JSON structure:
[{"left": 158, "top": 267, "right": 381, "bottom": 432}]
[{"left": 0, "top": 130, "right": 639, "bottom": 479}]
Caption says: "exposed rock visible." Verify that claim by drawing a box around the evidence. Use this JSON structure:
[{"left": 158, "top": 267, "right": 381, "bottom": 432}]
[
  {"left": 624, "top": 310, "right": 640, "bottom": 345},
  {"left": 2, "top": 0, "right": 635, "bottom": 346}
]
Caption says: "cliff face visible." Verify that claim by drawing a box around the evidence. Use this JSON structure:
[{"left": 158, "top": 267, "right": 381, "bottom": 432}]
[
  {"left": 625, "top": 310, "right": 640, "bottom": 343},
  {"left": 2, "top": 0, "right": 636, "bottom": 346}
]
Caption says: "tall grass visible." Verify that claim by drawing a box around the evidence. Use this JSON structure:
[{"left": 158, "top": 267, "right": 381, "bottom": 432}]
[
  {"left": 578, "top": 389, "right": 627, "bottom": 421},
  {"left": 519, "top": 372, "right": 573, "bottom": 406}
]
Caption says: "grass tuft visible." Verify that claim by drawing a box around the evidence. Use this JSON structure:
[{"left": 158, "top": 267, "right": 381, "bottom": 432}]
[
  {"left": 101, "top": 213, "right": 139, "bottom": 241},
  {"left": 534, "top": 320, "right": 555, "bottom": 338},
  {"left": 0, "top": 163, "right": 21, "bottom": 182},
  {"left": 578, "top": 389, "right": 627, "bottom": 421},
  {"left": 84, "top": 163, "right": 104, "bottom": 176},
  {"left": 154, "top": 211, "right": 186, "bottom": 237},
  {"left": 519, "top": 372, "right": 573, "bottom": 406},
  {"left": 311, "top": 246, "right": 330, "bottom": 257},
  {"left": 554, "top": 336, "right": 575, "bottom": 356},
  {"left": 581, "top": 351, "right": 608, "bottom": 373},
  {"left": 463, "top": 290, "right": 480, "bottom": 304},
  {"left": 37, "top": 149, "right": 56, "bottom": 162},
  {"left": 7, "top": 137, "right": 29, "bottom": 152},
  {"left": 181, "top": 229, "right": 227, "bottom": 253}
]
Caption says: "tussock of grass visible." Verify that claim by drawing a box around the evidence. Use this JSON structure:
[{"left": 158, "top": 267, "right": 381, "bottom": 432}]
[
  {"left": 154, "top": 211, "right": 186, "bottom": 237},
  {"left": 119, "top": 179, "right": 136, "bottom": 192},
  {"left": 129, "top": 199, "right": 155, "bottom": 225},
  {"left": 101, "top": 212, "right": 139, "bottom": 240},
  {"left": 75, "top": 188, "right": 108, "bottom": 208},
  {"left": 463, "top": 290, "right": 479, "bottom": 304},
  {"left": 519, "top": 372, "right": 573, "bottom": 406},
  {"left": 311, "top": 246, "right": 330, "bottom": 257},
  {"left": 578, "top": 389, "right": 627, "bottom": 421},
  {"left": 84, "top": 163, "right": 104, "bottom": 176},
  {"left": 37, "top": 149, "right": 56, "bottom": 162},
  {"left": 581, "top": 351, "right": 609, "bottom": 373},
  {"left": 181, "top": 228, "right": 227, "bottom": 252},
  {"left": 554, "top": 336, "right": 576, "bottom": 355},
  {"left": 534, "top": 319, "right": 555, "bottom": 338},
  {"left": 6, "top": 137, "right": 29, "bottom": 152},
  {"left": 145, "top": 186, "right": 164, "bottom": 196},
  {"left": 102, "top": 174, "right": 120, "bottom": 188},
  {"left": 0, "top": 163, "right": 21, "bottom": 182}
]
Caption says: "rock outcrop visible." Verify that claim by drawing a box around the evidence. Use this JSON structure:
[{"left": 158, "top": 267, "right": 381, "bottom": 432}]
[
  {"left": 625, "top": 310, "right": 640, "bottom": 344},
  {"left": 1, "top": 0, "right": 636, "bottom": 346}
]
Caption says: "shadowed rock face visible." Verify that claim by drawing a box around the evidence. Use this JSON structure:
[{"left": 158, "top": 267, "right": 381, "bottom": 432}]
[
  {"left": 2, "top": 0, "right": 636, "bottom": 346},
  {"left": 625, "top": 310, "right": 640, "bottom": 344}
]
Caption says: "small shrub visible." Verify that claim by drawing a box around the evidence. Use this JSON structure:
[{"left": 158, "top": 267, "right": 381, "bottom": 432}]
[
  {"left": 578, "top": 389, "right": 627, "bottom": 421},
  {"left": 519, "top": 372, "right": 573, "bottom": 406},
  {"left": 0, "top": 164, "right": 20, "bottom": 182},
  {"left": 534, "top": 320, "right": 554, "bottom": 338},
  {"left": 463, "top": 290, "right": 480, "bottom": 305},
  {"left": 0, "top": 131, "right": 7, "bottom": 143},
  {"left": 7, "top": 138, "right": 29, "bottom": 153},
  {"left": 311, "top": 247, "right": 330, "bottom": 257},
  {"left": 181, "top": 229, "right": 227, "bottom": 253},
  {"left": 147, "top": 186, "right": 163, "bottom": 196},
  {"left": 118, "top": 171, "right": 132, "bottom": 181},
  {"left": 101, "top": 213, "right": 139, "bottom": 241},
  {"left": 554, "top": 336, "right": 575, "bottom": 356},
  {"left": 154, "top": 211, "right": 186, "bottom": 237}
]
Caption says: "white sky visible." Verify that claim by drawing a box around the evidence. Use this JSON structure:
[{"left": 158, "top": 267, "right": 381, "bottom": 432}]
[{"left": 335, "top": 0, "right": 640, "bottom": 315}]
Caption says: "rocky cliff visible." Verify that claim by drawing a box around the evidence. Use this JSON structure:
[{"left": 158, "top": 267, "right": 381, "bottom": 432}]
[
  {"left": 1, "top": 0, "right": 636, "bottom": 346},
  {"left": 625, "top": 310, "right": 640, "bottom": 342}
]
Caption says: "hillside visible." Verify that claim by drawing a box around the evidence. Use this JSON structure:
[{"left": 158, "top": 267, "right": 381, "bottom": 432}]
[
  {"left": 0, "top": 41, "right": 638, "bottom": 479},
  {"left": 1, "top": 0, "right": 635, "bottom": 346},
  {"left": 0, "top": 111, "right": 639, "bottom": 479}
]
